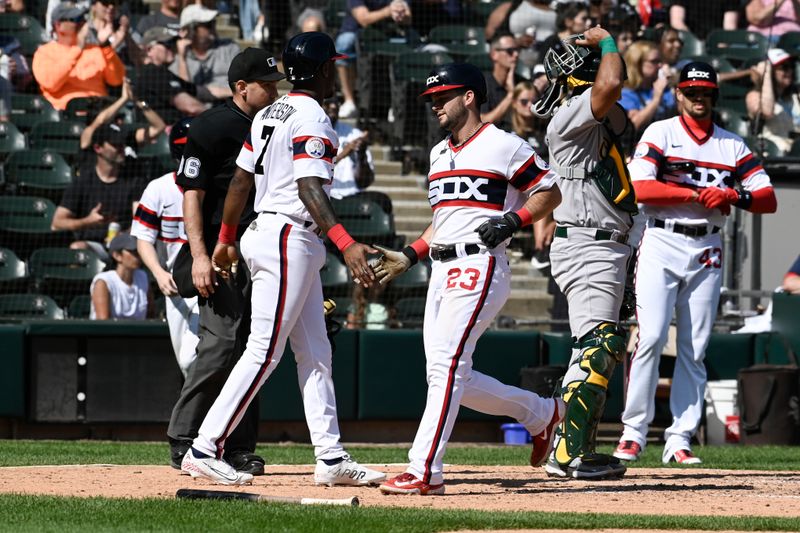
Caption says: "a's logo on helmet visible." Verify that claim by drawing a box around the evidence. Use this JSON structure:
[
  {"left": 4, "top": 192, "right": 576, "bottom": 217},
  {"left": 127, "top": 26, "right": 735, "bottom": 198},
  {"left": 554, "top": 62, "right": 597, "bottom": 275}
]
[
  {"left": 267, "top": 57, "right": 277, "bottom": 67},
  {"left": 426, "top": 74, "right": 440, "bottom": 86},
  {"left": 305, "top": 137, "right": 326, "bottom": 159},
  {"left": 687, "top": 68, "right": 710, "bottom": 79}
]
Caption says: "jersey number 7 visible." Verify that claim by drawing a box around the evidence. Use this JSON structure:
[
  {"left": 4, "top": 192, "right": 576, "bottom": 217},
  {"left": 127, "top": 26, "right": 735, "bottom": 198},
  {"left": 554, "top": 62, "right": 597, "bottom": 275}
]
[{"left": 254, "top": 125, "right": 275, "bottom": 176}]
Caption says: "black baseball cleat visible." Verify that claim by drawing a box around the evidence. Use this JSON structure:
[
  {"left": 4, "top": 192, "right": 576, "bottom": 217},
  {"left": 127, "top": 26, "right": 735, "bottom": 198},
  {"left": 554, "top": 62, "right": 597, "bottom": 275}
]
[
  {"left": 169, "top": 439, "right": 192, "bottom": 470},
  {"left": 224, "top": 451, "right": 266, "bottom": 476}
]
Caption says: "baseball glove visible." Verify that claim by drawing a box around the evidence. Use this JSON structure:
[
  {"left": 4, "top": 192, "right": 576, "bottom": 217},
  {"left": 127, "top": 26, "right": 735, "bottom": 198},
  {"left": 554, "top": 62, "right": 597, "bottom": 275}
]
[
  {"left": 372, "top": 244, "right": 411, "bottom": 285},
  {"left": 475, "top": 212, "right": 522, "bottom": 249},
  {"left": 324, "top": 298, "right": 341, "bottom": 351}
]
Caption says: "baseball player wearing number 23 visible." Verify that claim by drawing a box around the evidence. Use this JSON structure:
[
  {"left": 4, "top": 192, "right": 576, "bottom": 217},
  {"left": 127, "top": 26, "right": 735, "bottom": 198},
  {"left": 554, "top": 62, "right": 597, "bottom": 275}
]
[
  {"left": 614, "top": 61, "right": 777, "bottom": 465},
  {"left": 374, "top": 63, "right": 564, "bottom": 495}
]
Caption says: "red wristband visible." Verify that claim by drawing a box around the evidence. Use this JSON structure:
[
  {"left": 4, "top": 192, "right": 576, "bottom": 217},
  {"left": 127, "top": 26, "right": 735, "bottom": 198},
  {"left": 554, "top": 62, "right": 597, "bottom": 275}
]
[
  {"left": 409, "top": 238, "right": 430, "bottom": 260},
  {"left": 328, "top": 223, "right": 356, "bottom": 252},
  {"left": 514, "top": 207, "right": 534, "bottom": 227},
  {"left": 218, "top": 222, "right": 237, "bottom": 245}
]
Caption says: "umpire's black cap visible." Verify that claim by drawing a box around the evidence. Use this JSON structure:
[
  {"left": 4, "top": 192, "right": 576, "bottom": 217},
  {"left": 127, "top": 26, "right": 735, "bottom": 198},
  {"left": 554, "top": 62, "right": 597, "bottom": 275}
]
[
  {"left": 677, "top": 61, "right": 718, "bottom": 90},
  {"left": 283, "top": 32, "right": 347, "bottom": 83},
  {"left": 227, "top": 47, "right": 286, "bottom": 86},
  {"left": 419, "top": 63, "right": 487, "bottom": 105}
]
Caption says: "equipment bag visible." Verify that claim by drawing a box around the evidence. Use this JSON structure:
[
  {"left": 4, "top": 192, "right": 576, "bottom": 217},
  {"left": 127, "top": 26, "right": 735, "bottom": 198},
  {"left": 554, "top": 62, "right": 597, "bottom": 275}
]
[
  {"left": 520, "top": 365, "right": 567, "bottom": 398},
  {"left": 737, "top": 334, "right": 800, "bottom": 445}
]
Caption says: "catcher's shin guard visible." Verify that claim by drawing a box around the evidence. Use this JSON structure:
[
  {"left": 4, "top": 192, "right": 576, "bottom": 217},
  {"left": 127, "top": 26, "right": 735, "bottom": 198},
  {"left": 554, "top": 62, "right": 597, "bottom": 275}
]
[{"left": 554, "top": 323, "right": 625, "bottom": 465}]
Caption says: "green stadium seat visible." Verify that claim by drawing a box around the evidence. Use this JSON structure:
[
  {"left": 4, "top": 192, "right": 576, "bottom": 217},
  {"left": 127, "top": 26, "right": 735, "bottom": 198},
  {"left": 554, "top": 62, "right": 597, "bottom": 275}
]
[
  {"left": 745, "top": 136, "right": 782, "bottom": 158},
  {"left": 5, "top": 149, "right": 73, "bottom": 200},
  {"left": 29, "top": 121, "right": 85, "bottom": 158},
  {"left": 0, "top": 293, "right": 64, "bottom": 319},
  {"left": 428, "top": 25, "right": 488, "bottom": 60},
  {"left": 0, "top": 247, "right": 28, "bottom": 292},
  {"left": 394, "top": 296, "right": 426, "bottom": 327},
  {"left": 0, "top": 14, "right": 48, "bottom": 55},
  {"left": 337, "top": 199, "right": 396, "bottom": 245},
  {"left": 777, "top": 31, "right": 800, "bottom": 56},
  {"left": 678, "top": 30, "right": 704, "bottom": 59},
  {"left": 0, "top": 196, "right": 71, "bottom": 257},
  {"left": 359, "top": 26, "right": 413, "bottom": 57},
  {"left": 321, "top": 252, "right": 350, "bottom": 296},
  {"left": 721, "top": 113, "right": 751, "bottom": 138},
  {"left": 392, "top": 50, "right": 455, "bottom": 83},
  {"left": 705, "top": 30, "right": 768, "bottom": 66},
  {"left": 465, "top": 52, "right": 494, "bottom": 74},
  {"left": 387, "top": 259, "right": 430, "bottom": 302},
  {"left": 63, "top": 96, "right": 115, "bottom": 124},
  {"left": 67, "top": 294, "right": 91, "bottom": 318},
  {"left": 9, "top": 94, "right": 60, "bottom": 133},
  {"left": 29, "top": 247, "right": 106, "bottom": 306},
  {"left": 137, "top": 132, "right": 170, "bottom": 157},
  {"left": 0, "top": 121, "right": 26, "bottom": 159}
]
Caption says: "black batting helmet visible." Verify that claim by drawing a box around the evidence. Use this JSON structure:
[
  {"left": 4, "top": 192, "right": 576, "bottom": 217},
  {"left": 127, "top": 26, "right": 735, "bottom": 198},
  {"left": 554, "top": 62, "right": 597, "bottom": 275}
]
[
  {"left": 419, "top": 63, "right": 487, "bottom": 105},
  {"left": 169, "top": 117, "right": 192, "bottom": 161},
  {"left": 282, "top": 31, "right": 347, "bottom": 83}
]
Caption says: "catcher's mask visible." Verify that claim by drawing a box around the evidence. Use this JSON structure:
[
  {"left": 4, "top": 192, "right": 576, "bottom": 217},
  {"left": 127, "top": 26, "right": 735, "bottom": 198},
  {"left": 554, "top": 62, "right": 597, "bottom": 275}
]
[{"left": 532, "top": 35, "right": 598, "bottom": 118}]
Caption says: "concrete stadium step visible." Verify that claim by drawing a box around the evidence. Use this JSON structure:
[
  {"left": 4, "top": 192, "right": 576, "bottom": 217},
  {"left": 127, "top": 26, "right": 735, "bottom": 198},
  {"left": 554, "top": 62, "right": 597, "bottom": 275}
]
[
  {"left": 373, "top": 172, "right": 423, "bottom": 187},
  {"left": 394, "top": 215, "right": 433, "bottom": 234},
  {"left": 510, "top": 275, "right": 549, "bottom": 291},
  {"left": 371, "top": 186, "right": 428, "bottom": 202},
  {"left": 501, "top": 290, "right": 552, "bottom": 318},
  {"left": 373, "top": 160, "right": 403, "bottom": 175}
]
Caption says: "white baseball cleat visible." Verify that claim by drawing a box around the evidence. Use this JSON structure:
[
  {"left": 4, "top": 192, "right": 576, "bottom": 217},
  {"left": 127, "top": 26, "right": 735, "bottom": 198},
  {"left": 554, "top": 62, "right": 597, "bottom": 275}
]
[
  {"left": 314, "top": 454, "right": 387, "bottom": 487},
  {"left": 180, "top": 448, "right": 254, "bottom": 486}
]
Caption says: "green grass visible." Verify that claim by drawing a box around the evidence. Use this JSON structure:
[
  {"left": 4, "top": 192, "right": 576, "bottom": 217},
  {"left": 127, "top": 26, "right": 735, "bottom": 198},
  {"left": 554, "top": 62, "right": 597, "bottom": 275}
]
[
  {"left": 1, "top": 494, "right": 797, "bottom": 533},
  {"left": 1, "top": 440, "right": 799, "bottom": 532}
]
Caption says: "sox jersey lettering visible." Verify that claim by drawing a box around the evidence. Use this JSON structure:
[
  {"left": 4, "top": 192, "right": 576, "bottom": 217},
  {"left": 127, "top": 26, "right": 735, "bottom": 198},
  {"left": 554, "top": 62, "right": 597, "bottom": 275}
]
[
  {"left": 628, "top": 116, "right": 772, "bottom": 226},
  {"left": 427, "top": 123, "right": 556, "bottom": 245},
  {"left": 236, "top": 92, "right": 337, "bottom": 220}
]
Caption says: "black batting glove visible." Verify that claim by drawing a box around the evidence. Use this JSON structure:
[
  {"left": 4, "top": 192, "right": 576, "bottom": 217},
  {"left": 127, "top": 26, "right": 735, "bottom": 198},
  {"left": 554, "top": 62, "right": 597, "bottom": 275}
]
[{"left": 474, "top": 211, "right": 522, "bottom": 249}]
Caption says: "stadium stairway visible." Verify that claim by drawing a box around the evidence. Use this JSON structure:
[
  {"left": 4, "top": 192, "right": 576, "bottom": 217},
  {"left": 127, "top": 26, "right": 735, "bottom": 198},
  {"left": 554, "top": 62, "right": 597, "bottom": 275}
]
[{"left": 369, "top": 145, "right": 552, "bottom": 324}]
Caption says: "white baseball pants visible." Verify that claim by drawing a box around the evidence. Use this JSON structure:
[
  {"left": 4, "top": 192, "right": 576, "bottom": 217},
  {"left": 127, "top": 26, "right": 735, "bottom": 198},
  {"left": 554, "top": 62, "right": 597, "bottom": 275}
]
[
  {"left": 166, "top": 294, "right": 200, "bottom": 377},
  {"left": 193, "top": 213, "right": 346, "bottom": 461},
  {"left": 406, "top": 251, "right": 556, "bottom": 486},
  {"left": 620, "top": 225, "right": 722, "bottom": 459}
]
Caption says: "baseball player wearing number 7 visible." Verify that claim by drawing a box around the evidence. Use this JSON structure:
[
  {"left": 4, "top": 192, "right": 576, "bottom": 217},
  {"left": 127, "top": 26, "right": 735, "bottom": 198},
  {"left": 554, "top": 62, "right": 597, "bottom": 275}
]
[
  {"left": 373, "top": 63, "right": 564, "bottom": 496},
  {"left": 614, "top": 61, "right": 777, "bottom": 465},
  {"left": 180, "top": 32, "right": 385, "bottom": 487}
]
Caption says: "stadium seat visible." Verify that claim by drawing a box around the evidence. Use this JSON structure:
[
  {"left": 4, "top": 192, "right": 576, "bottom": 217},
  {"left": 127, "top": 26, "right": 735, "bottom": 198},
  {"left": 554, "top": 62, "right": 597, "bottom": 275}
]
[
  {"left": 465, "top": 0, "right": 503, "bottom": 23},
  {"left": 720, "top": 112, "right": 751, "bottom": 138},
  {"left": 67, "top": 294, "right": 91, "bottom": 318},
  {"left": 63, "top": 96, "right": 115, "bottom": 124},
  {"left": 705, "top": 30, "right": 768, "bottom": 66},
  {"left": 137, "top": 132, "right": 170, "bottom": 157},
  {"left": 10, "top": 94, "right": 60, "bottom": 133},
  {"left": 29, "top": 121, "right": 85, "bottom": 159},
  {"left": 0, "top": 293, "right": 64, "bottom": 319},
  {"left": 678, "top": 30, "right": 704, "bottom": 59},
  {"left": 465, "top": 52, "right": 494, "bottom": 74},
  {"left": 337, "top": 199, "right": 396, "bottom": 246},
  {"left": 428, "top": 25, "right": 488, "bottom": 60},
  {"left": 717, "top": 83, "right": 750, "bottom": 115},
  {"left": 393, "top": 297, "right": 426, "bottom": 327},
  {"left": 321, "top": 252, "right": 351, "bottom": 297},
  {"left": 0, "top": 196, "right": 70, "bottom": 257},
  {"left": 5, "top": 149, "right": 73, "bottom": 200},
  {"left": 387, "top": 259, "right": 431, "bottom": 302},
  {"left": 0, "top": 14, "right": 48, "bottom": 55},
  {"left": 28, "top": 247, "right": 106, "bottom": 306},
  {"left": 745, "top": 136, "right": 782, "bottom": 158},
  {"left": 777, "top": 31, "right": 800, "bottom": 56},
  {"left": 0, "top": 247, "right": 28, "bottom": 292},
  {"left": 0, "top": 121, "right": 26, "bottom": 160}
]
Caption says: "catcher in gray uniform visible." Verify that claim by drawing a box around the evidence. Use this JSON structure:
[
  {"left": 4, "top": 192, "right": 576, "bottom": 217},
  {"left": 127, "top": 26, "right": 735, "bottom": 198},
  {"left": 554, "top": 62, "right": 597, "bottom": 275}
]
[{"left": 532, "top": 26, "right": 636, "bottom": 480}]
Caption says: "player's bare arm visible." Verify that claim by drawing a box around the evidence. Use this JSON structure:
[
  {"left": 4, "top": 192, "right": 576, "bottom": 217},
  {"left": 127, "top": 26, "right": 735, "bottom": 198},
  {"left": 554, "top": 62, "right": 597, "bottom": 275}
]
[
  {"left": 298, "top": 175, "right": 378, "bottom": 285},
  {"left": 373, "top": 224, "right": 433, "bottom": 285},
  {"left": 184, "top": 189, "right": 216, "bottom": 298},
  {"left": 576, "top": 27, "right": 624, "bottom": 120},
  {"left": 137, "top": 238, "right": 178, "bottom": 296},
  {"left": 212, "top": 167, "right": 254, "bottom": 278}
]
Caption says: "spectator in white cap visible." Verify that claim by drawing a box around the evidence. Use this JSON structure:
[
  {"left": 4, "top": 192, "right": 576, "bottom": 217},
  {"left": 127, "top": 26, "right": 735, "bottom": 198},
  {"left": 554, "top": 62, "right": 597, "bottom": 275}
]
[
  {"left": 746, "top": 47, "right": 800, "bottom": 155},
  {"left": 170, "top": 3, "right": 240, "bottom": 102},
  {"left": 90, "top": 233, "right": 154, "bottom": 320}
]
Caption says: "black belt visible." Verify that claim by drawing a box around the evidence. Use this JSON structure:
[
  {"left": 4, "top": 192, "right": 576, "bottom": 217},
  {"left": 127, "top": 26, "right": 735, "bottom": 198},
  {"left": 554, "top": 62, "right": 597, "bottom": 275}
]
[
  {"left": 263, "top": 211, "right": 314, "bottom": 228},
  {"left": 554, "top": 226, "right": 628, "bottom": 244},
  {"left": 430, "top": 243, "right": 481, "bottom": 262},
  {"left": 653, "top": 219, "right": 720, "bottom": 237}
]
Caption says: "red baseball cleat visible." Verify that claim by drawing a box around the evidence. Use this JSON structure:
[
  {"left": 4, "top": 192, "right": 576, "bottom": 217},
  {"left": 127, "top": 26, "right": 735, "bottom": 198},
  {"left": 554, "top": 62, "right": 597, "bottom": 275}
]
[
  {"left": 379, "top": 473, "right": 445, "bottom": 495},
  {"left": 667, "top": 449, "right": 702, "bottom": 465},
  {"left": 530, "top": 398, "right": 566, "bottom": 467},
  {"left": 613, "top": 440, "right": 642, "bottom": 462}
]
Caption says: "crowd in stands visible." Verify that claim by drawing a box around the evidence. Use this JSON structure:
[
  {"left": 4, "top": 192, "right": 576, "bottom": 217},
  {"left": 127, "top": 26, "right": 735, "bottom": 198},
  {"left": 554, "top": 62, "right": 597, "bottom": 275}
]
[{"left": 1, "top": 0, "right": 799, "bottom": 326}]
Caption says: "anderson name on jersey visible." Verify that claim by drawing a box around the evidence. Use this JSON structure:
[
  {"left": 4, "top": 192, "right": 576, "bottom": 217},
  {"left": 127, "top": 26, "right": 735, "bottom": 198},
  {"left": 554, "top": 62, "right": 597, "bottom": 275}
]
[
  {"left": 427, "top": 123, "right": 557, "bottom": 246},
  {"left": 629, "top": 116, "right": 772, "bottom": 228},
  {"left": 236, "top": 92, "right": 338, "bottom": 221}
]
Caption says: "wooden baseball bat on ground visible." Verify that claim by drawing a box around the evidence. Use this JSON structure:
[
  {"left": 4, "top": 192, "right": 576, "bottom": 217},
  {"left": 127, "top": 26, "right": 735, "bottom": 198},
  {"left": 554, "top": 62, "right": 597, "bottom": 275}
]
[{"left": 176, "top": 488, "right": 360, "bottom": 507}]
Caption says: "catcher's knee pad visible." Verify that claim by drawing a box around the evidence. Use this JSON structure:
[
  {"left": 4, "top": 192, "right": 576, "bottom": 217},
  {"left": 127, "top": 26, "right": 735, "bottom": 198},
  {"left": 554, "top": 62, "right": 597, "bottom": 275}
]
[{"left": 554, "top": 323, "right": 625, "bottom": 464}]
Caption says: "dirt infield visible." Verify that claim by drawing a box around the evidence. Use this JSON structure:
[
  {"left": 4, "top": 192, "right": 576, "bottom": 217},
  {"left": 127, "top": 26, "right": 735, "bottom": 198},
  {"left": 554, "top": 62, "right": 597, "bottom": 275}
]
[{"left": 0, "top": 464, "right": 798, "bottom": 518}]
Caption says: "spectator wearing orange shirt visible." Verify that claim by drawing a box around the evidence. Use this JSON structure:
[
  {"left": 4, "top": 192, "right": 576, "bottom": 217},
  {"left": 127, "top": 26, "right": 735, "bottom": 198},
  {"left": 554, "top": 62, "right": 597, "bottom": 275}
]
[{"left": 32, "top": 2, "right": 125, "bottom": 110}]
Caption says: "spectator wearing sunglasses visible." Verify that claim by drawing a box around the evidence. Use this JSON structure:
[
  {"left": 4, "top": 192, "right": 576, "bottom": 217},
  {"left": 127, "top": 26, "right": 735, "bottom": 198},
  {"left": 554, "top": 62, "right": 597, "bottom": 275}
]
[
  {"left": 747, "top": 48, "right": 800, "bottom": 155},
  {"left": 33, "top": 1, "right": 125, "bottom": 110},
  {"left": 481, "top": 32, "right": 525, "bottom": 130}
]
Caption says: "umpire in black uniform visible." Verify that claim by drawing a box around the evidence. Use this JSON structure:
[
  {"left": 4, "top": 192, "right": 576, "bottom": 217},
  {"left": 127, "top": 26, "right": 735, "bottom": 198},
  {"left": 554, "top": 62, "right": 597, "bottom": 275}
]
[{"left": 168, "top": 48, "right": 285, "bottom": 474}]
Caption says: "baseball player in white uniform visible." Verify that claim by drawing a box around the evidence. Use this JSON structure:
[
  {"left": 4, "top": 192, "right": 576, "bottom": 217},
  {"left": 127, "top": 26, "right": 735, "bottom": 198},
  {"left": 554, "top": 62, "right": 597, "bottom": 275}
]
[
  {"left": 132, "top": 118, "right": 199, "bottom": 377},
  {"left": 180, "top": 32, "right": 385, "bottom": 487},
  {"left": 373, "top": 63, "right": 564, "bottom": 496},
  {"left": 614, "top": 61, "right": 777, "bottom": 465}
]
